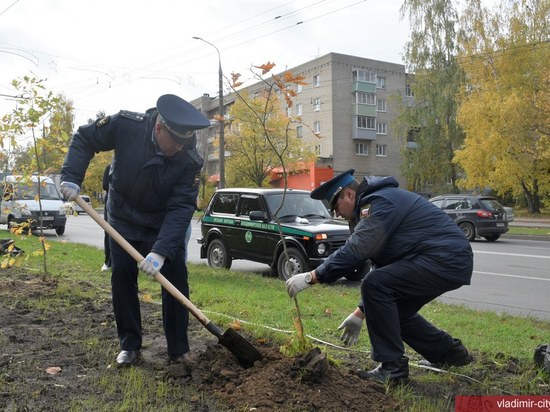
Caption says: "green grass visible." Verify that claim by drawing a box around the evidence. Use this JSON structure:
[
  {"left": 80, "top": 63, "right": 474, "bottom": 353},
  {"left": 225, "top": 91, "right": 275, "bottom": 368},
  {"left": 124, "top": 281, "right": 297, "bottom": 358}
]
[
  {"left": 514, "top": 208, "right": 550, "bottom": 218},
  {"left": 508, "top": 227, "right": 550, "bottom": 236},
  {"left": 2, "top": 231, "right": 550, "bottom": 411}
]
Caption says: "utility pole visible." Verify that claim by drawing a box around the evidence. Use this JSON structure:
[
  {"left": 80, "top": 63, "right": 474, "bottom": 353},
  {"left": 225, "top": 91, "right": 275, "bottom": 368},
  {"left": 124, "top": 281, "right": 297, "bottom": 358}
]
[{"left": 192, "top": 37, "right": 225, "bottom": 189}]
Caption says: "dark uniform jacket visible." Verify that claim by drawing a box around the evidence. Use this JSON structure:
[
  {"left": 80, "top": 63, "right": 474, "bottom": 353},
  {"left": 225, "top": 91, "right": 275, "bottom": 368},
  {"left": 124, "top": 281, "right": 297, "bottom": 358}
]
[
  {"left": 61, "top": 109, "right": 203, "bottom": 261},
  {"left": 315, "top": 176, "right": 473, "bottom": 285}
]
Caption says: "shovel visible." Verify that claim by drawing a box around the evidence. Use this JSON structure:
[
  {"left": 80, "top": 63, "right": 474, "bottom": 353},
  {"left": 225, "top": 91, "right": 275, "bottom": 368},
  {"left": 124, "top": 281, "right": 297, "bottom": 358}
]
[{"left": 74, "top": 195, "right": 263, "bottom": 368}]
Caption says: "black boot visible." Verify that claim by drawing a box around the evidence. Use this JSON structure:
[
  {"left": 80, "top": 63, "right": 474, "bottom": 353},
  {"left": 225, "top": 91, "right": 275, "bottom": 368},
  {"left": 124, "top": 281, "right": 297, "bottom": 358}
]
[
  {"left": 116, "top": 350, "right": 139, "bottom": 366},
  {"left": 420, "top": 339, "right": 471, "bottom": 368},
  {"left": 356, "top": 356, "right": 409, "bottom": 383}
]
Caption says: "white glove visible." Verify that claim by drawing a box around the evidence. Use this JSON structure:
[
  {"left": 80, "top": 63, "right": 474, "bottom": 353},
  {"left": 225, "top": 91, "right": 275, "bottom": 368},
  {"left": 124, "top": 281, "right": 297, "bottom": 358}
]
[
  {"left": 285, "top": 272, "right": 311, "bottom": 298},
  {"left": 139, "top": 252, "right": 165, "bottom": 277},
  {"left": 60, "top": 181, "right": 80, "bottom": 201},
  {"left": 337, "top": 313, "right": 363, "bottom": 346}
]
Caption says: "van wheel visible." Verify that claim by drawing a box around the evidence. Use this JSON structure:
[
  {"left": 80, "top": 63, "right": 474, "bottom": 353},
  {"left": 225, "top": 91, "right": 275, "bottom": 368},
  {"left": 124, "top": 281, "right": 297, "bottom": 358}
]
[
  {"left": 459, "top": 222, "right": 475, "bottom": 241},
  {"left": 207, "top": 239, "right": 232, "bottom": 269},
  {"left": 484, "top": 234, "right": 500, "bottom": 242},
  {"left": 277, "top": 247, "right": 309, "bottom": 281},
  {"left": 55, "top": 226, "right": 65, "bottom": 236},
  {"left": 7, "top": 216, "right": 16, "bottom": 230}
]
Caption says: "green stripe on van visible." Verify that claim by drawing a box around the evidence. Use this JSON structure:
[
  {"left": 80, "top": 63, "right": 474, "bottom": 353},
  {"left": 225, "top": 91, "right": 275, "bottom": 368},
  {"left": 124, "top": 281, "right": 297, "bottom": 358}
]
[{"left": 202, "top": 215, "right": 315, "bottom": 237}]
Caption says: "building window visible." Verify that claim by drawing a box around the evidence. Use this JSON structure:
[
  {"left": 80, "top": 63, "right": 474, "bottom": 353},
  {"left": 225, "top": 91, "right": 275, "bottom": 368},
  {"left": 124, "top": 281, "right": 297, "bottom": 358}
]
[
  {"left": 352, "top": 69, "right": 376, "bottom": 83},
  {"left": 406, "top": 83, "right": 414, "bottom": 97},
  {"left": 287, "top": 107, "right": 292, "bottom": 117},
  {"left": 376, "top": 144, "right": 387, "bottom": 157},
  {"left": 377, "top": 99, "right": 386, "bottom": 112},
  {"left": 376, "top": 122, "right": 387, "bottom": 135},
  {"left": 356, "top": 143, "right": 368, "bottom": 155},
  {"left": 297, "top": 84, "right": 303, "bottom": 93},
  {"left": 313, "top": 74, "right": 320, "bottom": 87},
  {"left": 313, "top": 98, "right": 320, "bottom": 111},
  {"left": 314, "top": 121, "right": 321, "bottom": 134},
  {"left": 296, "top": 125, "right": 303, "bottom": 138},
  {"left": 296, "top": 103, "right": 302, "bottom": 115},
  {"left": 357, "top": 116, "right": 376, "bottom": 129},
  {"left": 314, "top": 144, "right": 322, "bottom": 155},
  {"left": 377, "top": 76, "right": 386, "bottom": 88},
  {"left": 354, "top": 92, "right": 376, "bottom": 105}
]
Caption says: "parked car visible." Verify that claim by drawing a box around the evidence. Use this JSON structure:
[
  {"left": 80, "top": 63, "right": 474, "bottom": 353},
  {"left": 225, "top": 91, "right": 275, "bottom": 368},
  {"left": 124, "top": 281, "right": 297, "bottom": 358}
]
[
  {"left": 429, "top": 194, "right": 509, "bottom": 241},
  {"left": 504, "top": 206, "right": 515, "bottom": 222},
  {"left": 198, "top": 188, "right": 352, "bottom": 280},
  {"left": 1, "top": 175, "right": 67, "bottom": 235},
  {"left": 65, "top": 195, "right": 92, "bottom": 214}
]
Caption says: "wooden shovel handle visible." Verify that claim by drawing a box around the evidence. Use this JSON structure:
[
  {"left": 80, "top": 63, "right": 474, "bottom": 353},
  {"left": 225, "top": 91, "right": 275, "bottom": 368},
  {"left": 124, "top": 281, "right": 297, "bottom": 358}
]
[{"left": 73, "top": 195, "right": 211, "bottom": 327}]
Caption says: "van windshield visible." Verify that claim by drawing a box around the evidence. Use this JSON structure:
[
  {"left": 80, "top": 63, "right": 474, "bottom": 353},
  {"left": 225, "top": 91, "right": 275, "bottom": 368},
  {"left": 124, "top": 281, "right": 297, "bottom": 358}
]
[
  {"left": 9, "top": 181, "right": 63, "bottom": 201},
  {"left": 265, "top": 193, "right": 331, "bottom": 219}
]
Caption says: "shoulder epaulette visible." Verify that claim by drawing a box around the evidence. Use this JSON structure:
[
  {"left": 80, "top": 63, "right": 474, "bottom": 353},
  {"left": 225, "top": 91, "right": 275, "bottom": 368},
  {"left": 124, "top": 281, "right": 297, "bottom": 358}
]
[
  {"left": 119, "top": 110, "right": 147, "bottom": 122},
  {"left": 186, "top": 147, "right": 203, "bottom": 165}
]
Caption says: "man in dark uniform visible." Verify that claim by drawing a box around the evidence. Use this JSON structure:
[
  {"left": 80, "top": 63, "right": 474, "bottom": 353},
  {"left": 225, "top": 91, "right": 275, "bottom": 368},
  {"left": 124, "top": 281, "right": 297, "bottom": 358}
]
[
  {"left": 60, "top": 94, "right": 210, "bottom": 366},
  {"left": 286, "top": 169, "right": 473, "bottom": 383}
]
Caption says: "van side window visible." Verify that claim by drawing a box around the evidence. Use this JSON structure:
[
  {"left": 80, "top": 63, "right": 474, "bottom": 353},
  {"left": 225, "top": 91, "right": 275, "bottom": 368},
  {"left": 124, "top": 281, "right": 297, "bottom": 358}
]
[
  {"left": 3, "top": 184, "right": 13, "bottom": 200},
  {"left": 239, "top": 196, "right": 263, "bottom": 216},
  {"left": 211, "top": 194, "right": 238, "bottom": 215}
]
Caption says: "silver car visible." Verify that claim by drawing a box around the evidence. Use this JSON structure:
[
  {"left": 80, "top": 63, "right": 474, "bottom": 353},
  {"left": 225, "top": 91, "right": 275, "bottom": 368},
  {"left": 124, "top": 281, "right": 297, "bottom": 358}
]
[{"left": 504, "top": 207, "right": 515, "bottom": 222}]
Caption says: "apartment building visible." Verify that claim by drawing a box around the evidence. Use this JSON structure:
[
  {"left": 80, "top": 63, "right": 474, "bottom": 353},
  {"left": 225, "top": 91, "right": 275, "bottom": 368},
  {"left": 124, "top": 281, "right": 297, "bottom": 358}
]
[{"left": 191, "top": 52, "right": 412, "bottom": 189}]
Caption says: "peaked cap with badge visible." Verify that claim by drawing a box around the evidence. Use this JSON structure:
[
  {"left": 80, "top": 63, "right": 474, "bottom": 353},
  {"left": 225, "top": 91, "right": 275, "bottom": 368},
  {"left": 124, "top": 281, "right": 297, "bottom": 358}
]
[
  {"left": 156, "top": 94, "right": 211, "bottom": 144},
  {"left": 310, "top": 168, "right": 356, "bottom": 211}
]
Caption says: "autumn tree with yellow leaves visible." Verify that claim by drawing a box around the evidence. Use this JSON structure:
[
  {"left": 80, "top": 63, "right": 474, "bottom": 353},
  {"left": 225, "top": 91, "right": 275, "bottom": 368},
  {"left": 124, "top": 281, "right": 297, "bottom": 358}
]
[
  {"left": 224, "top": 62, "right": 318, "bottom": 190},
  {"left": 225, "top": 89, "right": 317, "bottom": 187},
  {"left": 0, "top": 76, "right": 74, "bottom": 274},
  {"left": 455, "top": 0, "right": 550, "bottom": 212}
]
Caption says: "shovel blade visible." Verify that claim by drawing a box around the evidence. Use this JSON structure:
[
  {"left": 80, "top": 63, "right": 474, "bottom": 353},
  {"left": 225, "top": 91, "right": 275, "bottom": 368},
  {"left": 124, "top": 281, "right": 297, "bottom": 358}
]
[{"left": 218, "top": 328, "right": 263, "bottom": 368}]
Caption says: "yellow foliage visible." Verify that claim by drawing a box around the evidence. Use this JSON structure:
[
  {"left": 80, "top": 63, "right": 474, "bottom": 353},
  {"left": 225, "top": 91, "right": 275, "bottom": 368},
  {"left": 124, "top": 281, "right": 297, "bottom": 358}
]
[
  {"left": 225, "top": 89, "right": 317, "bottom": 187},
  {"left": 456, "top": 0, "right": 550, "bottom": 198}
]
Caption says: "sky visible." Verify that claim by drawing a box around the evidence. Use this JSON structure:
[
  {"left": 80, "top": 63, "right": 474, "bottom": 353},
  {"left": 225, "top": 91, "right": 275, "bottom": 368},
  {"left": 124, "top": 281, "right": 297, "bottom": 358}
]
[{"left": 0, "top": 0, "right": 411, "bottom": 129}]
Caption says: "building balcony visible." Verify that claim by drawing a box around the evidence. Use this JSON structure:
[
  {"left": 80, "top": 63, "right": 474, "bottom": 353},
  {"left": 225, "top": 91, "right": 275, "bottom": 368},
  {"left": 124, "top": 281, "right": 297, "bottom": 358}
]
[{"left": 352, "top": 128, "right": 377, "bottom": 140}]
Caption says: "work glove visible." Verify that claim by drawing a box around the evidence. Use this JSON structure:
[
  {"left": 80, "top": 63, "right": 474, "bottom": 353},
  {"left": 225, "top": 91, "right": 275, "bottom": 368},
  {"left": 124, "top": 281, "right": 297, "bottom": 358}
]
[
  {"left": 337, "top": 313, "right": 363, "bottom": 346},
  {"left": 285, "top": 272, "right": 311, "bottom": 298},
  {"left": 139, "top": 252, "right": 165, "bottom": 278},
  {"left": 60, "top": 181, "right": 80, "bottom": 201}
]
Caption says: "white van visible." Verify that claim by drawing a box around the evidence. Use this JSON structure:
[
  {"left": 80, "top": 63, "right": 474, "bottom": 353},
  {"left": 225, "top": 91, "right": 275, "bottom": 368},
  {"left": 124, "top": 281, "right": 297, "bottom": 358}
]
[
  {"left": 1, "top": 175, "right": 67, "bottom": 235},
  {"left": 65, "top": 194, "right": 92, "bottom": 214}
]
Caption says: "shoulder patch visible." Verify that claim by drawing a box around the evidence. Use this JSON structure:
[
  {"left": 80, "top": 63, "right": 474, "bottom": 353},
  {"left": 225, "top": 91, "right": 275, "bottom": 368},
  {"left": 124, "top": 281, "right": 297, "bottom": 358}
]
[
  {"left": 119, "top": 110, "right": 146, "bottom": 122},
  {"left": 360, "top": 204, "right": 372, "bottom": 219},
  {"left": 96, "top": 116, "right": 110, "bottom": 127},
  {"left": 192, "top": 174, "right": 201, "bottom": 186}
]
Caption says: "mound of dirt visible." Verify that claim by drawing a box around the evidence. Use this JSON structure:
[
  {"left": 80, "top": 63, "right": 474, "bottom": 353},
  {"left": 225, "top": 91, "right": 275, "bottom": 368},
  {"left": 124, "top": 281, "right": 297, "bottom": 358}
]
[{"left": 0, "top": 269, "right": 398, "bottom": 411}]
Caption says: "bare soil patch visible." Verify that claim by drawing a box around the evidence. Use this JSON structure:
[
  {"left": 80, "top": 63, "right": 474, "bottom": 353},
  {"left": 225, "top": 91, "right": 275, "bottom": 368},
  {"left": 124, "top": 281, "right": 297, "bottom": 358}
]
[
  {"left": 0, "top": 268, "right": 397, "bottom": 411},
  {"left": 2, "top": 267, "right": 545, "bottom": 411}
]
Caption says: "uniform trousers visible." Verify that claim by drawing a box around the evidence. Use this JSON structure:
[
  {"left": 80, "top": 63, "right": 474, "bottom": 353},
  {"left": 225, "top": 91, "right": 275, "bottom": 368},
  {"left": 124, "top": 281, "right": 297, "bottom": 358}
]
[
  {"left": 361, "top": 258, "right": 465, "bottom": 363},
  {"left": 109, "top": 236, "right": 190, "bottom": 357}
]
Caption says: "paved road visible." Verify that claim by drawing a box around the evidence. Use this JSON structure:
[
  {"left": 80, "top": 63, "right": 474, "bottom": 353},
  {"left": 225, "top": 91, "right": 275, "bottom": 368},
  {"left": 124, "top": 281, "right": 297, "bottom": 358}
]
[{"left": 6, "top": 213, "right": 549, "bottom": 320}]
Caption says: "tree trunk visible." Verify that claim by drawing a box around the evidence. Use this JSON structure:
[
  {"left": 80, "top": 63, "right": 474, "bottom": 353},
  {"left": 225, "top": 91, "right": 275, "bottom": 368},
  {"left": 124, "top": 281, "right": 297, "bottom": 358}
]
[{"left": 521, "top": 180, "right": 541, "bottom": 213}]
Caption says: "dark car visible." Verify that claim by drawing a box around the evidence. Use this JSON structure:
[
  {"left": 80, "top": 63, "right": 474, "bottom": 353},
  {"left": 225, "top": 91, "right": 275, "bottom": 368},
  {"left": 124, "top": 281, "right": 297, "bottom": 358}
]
[
  {"left": 198, "top": 188, "right": 351, "bottom": 280},
  {"left": 429, "top": 194, "right": 509, "bottom": 241}
]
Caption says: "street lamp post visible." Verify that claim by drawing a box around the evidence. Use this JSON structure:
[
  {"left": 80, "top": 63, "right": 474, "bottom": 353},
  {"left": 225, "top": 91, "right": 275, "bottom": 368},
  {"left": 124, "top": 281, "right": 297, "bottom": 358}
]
[{"left": 192, "top": 36, "right": 225, "bottom": 189}]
